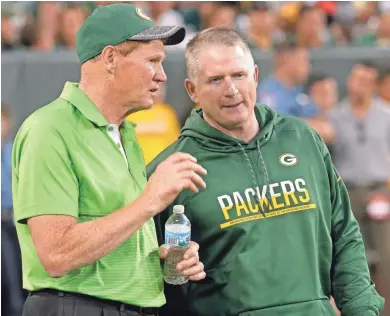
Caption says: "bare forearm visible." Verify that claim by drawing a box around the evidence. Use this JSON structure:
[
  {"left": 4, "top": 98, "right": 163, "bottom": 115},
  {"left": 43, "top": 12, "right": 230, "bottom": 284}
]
[{"left": 49, "top": 196, "right": 154, "bottom": 276}]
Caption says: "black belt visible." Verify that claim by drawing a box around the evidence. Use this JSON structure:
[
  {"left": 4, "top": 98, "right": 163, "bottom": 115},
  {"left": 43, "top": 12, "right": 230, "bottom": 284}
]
[{"left": 29, "top": 289, "right": 159, "bottom": 315}]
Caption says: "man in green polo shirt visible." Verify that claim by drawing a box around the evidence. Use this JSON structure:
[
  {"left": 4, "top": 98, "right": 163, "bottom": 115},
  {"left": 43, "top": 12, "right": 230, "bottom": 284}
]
[{"left": 12, "top": 4, "right": 206, "bottom": 316}]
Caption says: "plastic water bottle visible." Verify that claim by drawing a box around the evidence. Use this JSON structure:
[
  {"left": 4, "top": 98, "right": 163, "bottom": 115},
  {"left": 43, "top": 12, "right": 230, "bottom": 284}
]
[{"left": 163, "top": 205, "right": 191, "bottom": 285}]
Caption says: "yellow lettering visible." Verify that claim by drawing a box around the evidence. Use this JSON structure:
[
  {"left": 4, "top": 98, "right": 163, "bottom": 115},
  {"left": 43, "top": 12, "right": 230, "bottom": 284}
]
[
  {"left": 269, "top": 183, "right": 285, "bottom": 209},
  {"left": 259, "top": 197, "right": 273, "bottom": 211},
  {"left": 271, "top": 194, "right": 285, "bottom": 209},
  {"left": 295, "top": 179, "right": 310, "bottom": 203},
  {"left": 233, "top": 192, "right": 250, "bottom": 216},
  {"left": 256, "top": 186, "right": 273, "bottom": 212},
  {"left": 298, "top": 189, "right": 310, "bottom": 203},
  {"left": 244, "top": 188, "right": 259, "bottom": 213},
  {"left": 218, "top": 195, "right": 233, "bottom": 220},
  {"left": 280, "top": 180, "right": 299, "bottom": 206},
  {"left": 284, "top": 192, "right": 299, "bottom": 206}
]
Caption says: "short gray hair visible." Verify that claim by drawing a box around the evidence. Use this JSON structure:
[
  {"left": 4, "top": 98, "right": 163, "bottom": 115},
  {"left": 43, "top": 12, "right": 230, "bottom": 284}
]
[{"left": 185, "top": 27, "right": 255, "bottom": 81}]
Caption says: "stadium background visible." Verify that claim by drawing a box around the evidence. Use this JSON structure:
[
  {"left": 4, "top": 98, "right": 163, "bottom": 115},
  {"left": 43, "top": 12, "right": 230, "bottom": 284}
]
[{"left": 1, "top": 1, "right": 390, "bottom": 316}]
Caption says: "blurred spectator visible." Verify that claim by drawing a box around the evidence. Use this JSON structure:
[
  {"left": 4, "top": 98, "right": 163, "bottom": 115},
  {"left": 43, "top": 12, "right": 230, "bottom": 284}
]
[
  {"left": 377, "top": 12, "right": 390, "bottom": 46},
  {"left": 377, "top": 68, "right": 390, "bottom": 107},
  {"left": 317, "top": 1, "right": 337, "bottom": 23},
  {"left": 351, "top": 1, "right": 380, "bottom": 42},
  {"left": 57, "top": 3, "right": 88, "bottom": 49},
  {"left": 1, "top": 1, "right": 35, "bottom": 49},
  {"left": 145, "top": 2, "right": 190, "bottom": 50},
  {"left": 5, "top": 2, "right": 91, "bottom": 51},
  {"left": 328, "top": 21, "right": 352, "bottom": 46},
  {"left": 147, "top": 2, "right": 184, "bottom": 26},
  {"left": 328, "top": 62, "right": 390, "bottom": 305},
  {"left": 126, "top": 83, "right": 181, "bottom": 165},
  {"left": 181, "top": 2, "right": 215, "bottom": 32},
  {"left": 295, "top": 5, "right": 333, "bottom": 48},
  {"left": 245, "top": 2, "right": 284, "bottom": 51},
  {"left": 1, "top": 106, "right": 13, "bottom": 218},
  {"left": 206, "top": 1, "right": 239, "bottom": 29},
  {"left": 32, "top": 2, "right": 59, "bottom": 51},
  {"left": 355, "top": 12, "right": 390, "bottom": 46},
  {"left": 1, "top": 12, "right": 17, "bottom": 50},
  {"left": 306, "top": 74, "right": 339, "bottom": 116},
  {"left": 257, "top": 41, "right": 334, "bottom": 143},
  {"left": 1, "top": 105, "right": 25, "bottom": 316},
  {"left": 274, "top": 1, "right": 302, "bottom": 36}
]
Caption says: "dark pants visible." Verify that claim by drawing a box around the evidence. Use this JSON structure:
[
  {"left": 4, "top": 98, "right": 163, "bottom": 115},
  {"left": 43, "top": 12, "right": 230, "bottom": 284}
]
[
  {"left": 1, "top": 210, "right": 25, "bottom": 316},
  {"left": 23, "top": 290, "right": 159, "bottom": 316}
]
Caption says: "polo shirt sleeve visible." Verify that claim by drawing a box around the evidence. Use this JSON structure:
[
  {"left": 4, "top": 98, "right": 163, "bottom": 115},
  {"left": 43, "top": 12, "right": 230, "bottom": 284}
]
[{"left": 13, "top": 124, "right": 79, "bottom": 224}]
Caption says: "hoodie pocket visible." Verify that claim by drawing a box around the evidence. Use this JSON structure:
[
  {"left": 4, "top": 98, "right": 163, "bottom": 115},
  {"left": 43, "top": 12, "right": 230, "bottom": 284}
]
[
  {"left": 238, "top": 299, "right": 337, "bottom": 316},
  {"left": 186, "top": 265, "right": 233, "bottom": 316}
]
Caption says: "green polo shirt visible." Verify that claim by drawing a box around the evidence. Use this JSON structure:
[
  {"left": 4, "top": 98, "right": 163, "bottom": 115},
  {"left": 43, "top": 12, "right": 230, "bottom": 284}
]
[{"left": 12, "top": 82, "right": 165, "bottom": 307}]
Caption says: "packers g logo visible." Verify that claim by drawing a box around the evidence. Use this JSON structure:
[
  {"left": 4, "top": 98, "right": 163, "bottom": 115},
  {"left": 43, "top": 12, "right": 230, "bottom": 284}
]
[
  {"left": 279, "top": 153, "right": 298, "bottom": 166},
  {"left": 136, "top": 8, "right": 152, "bottom": 21}
]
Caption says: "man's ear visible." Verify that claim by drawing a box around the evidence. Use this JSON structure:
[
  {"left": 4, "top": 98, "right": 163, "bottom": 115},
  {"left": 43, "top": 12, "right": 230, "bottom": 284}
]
[
  {"left": 101, "top": 46, "right": 116, "bottom": 74},
  {"left": 254, "top": 64, "right": 259, "bottom": 85},
  {"left": 184, "top": 78, "right": 199, "bottom": 104}
]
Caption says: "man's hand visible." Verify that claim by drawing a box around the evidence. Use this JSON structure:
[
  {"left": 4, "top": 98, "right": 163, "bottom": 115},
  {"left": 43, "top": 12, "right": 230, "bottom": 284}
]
[
  {"left": 142, "top": 153, "right": 207, "bottom": 215},
  {"left": 304, "top": 118, "right": 335, "bottom": 143},
  {"left": 159, "top": 241, "right": 206, "bottom": 281}
]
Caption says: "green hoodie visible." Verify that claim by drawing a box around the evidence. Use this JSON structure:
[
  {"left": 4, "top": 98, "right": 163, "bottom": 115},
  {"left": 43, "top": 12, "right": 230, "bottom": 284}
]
[{"left": 147, "top": 105, "right": 384, "bottom": 316}]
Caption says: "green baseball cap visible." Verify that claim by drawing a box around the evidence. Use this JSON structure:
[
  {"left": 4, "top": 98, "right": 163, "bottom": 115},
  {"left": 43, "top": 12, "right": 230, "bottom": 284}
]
[{"left": 76, "top": 3, "right": 186, "bottom": 64}]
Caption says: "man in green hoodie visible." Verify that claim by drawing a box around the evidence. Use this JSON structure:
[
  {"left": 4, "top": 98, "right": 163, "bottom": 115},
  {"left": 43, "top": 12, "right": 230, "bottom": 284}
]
[{"left": 147, "top": 27, "right": 385, "bottom": 316}]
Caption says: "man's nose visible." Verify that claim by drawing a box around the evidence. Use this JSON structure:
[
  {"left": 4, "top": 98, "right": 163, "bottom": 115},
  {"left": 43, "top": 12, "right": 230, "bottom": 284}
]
[
  {"left": 155, "top": 63, "right": 167, "bottom": 82},
  {"left": 224, "top": 78, "right": 239, "bottom": 97}
]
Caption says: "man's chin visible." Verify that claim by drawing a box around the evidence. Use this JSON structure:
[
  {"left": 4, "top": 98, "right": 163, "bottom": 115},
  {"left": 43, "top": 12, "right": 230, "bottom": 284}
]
[{"left": 137, "top": 100, "right": 154, "bottom": 111}]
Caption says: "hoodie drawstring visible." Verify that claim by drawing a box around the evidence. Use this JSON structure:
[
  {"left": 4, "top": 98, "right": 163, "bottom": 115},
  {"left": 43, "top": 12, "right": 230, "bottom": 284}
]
[{"left": 238, "top": 140, "right": 271, "bottom": 217}]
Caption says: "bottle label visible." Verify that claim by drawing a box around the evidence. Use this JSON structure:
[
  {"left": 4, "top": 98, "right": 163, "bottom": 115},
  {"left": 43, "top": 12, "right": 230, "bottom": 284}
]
[{"left": 165, "top": 230, "right": 191, "bottom": 247}]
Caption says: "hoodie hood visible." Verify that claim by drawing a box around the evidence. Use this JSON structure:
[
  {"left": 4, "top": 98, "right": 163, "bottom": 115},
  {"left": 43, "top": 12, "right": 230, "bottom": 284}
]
[{"left": 180, "top": 104, "right": 277, "bottom": 153}]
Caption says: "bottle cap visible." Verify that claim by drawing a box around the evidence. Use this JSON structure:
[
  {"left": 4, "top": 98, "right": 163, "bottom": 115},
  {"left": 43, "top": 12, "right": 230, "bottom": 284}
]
[{"left": 173, "top": 205, "right": 184, "bottom": 214}]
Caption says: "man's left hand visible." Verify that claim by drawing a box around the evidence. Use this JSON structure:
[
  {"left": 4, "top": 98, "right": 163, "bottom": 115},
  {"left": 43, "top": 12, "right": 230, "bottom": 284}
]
[{"left": 159, "top": 241, "right": 206, "bottom": 281}]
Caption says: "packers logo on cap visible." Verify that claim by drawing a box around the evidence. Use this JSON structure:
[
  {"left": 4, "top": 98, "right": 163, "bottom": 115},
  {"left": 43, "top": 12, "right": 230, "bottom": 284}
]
[{"left": 136, "top": 8, "right": 152, "bottom": 21}]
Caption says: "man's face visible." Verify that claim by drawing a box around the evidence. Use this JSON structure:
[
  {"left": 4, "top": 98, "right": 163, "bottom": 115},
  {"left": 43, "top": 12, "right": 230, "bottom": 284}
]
[
  {"left": 309, "top": 78, "right": 338, "bottom": 113},
  {"left": 347, "top": 65, "right": 377, "bottom": 99},
  {"left": 1, "top": 16, "right": 16, "bottom": 44},
  {"left": 249, "top": 9, "right": 274, "bottom": 35},
  {"left": 113, "top": 40, "right": 167, "bottom": 111},
  {"left": 298, "top": 8, "right": 325, "bottom": 39},
  {"left": 377, "top": 13, "right": 390, "bottom": 39},
  {"left": 59, "top": 7, "right": 86, "bottom": 48},
  {"left": 208, "top": 6, "right": 236, "bottom": 28},
  {"left": 284, "top": 48, "right": 310, "bottom": 84},
  {"left": 185, "top": 44, "right": 258, "bottom": 131}
]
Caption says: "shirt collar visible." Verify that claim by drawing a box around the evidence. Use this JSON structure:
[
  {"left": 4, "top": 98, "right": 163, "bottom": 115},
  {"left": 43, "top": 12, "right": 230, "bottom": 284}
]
[{"left": 60, "top": 81, "right": 109, "bottom": 127}]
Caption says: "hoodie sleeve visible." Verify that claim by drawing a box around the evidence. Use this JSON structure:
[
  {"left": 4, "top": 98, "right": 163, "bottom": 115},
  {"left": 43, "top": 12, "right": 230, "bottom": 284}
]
[{"left": 323, "top": 149, "right": 385, "bottom": 315}]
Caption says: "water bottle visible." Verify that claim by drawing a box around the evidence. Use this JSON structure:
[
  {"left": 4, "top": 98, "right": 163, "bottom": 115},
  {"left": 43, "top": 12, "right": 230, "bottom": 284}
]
[{"left": 163, "top": 205, "right": 191, "bottom": 285}]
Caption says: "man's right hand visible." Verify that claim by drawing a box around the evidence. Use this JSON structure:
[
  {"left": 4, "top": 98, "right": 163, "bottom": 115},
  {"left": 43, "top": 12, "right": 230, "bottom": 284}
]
[{"left": 142, "top": 152, "right": 207, "bottom": 215}]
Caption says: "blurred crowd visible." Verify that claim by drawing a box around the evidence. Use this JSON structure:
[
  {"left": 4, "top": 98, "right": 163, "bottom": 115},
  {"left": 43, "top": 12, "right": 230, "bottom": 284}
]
[
  {"left": 2, "top": 1, "right": 390, "bottom": 316},
  {"left": 2, "top": 1, "right": 390, "bottom": 51}
]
